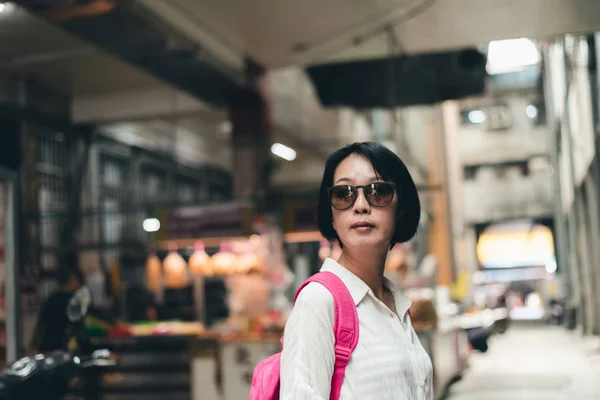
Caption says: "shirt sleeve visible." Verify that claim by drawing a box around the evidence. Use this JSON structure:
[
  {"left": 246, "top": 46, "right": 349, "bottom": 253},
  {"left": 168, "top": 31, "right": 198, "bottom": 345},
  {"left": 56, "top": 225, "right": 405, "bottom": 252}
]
[{"left": 280, "top": 282, "right": 336, "bottom": 400}]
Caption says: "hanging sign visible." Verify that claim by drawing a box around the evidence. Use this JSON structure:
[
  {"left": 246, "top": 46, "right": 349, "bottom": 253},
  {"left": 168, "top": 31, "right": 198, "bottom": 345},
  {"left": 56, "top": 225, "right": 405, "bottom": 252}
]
[{"left": 159, "top": 202, "right": 255, "bottom": 240}]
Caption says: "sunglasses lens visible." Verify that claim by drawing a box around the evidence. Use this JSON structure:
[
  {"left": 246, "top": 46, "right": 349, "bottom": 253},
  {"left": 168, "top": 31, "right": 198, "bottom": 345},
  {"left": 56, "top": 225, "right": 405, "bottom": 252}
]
[
  {"left": 330, "top": 185, "right": 356, "bottom": 209},
  {"left": 366, "top": 182, "right": 395, "bottom": 207}
]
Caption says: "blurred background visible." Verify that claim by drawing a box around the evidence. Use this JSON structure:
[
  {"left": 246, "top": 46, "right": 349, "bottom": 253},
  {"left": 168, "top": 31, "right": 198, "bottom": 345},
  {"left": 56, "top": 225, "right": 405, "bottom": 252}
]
[{"left": 0, "top": 0, "right": 599, "bottom": 399}]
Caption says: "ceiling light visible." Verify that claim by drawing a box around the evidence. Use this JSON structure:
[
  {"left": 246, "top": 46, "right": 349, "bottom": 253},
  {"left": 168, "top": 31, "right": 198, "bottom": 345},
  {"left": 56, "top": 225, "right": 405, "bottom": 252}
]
[
  {"left": 271, "top": 143, "right": 296, "bottom": 161},
  {"left": 0, "top": 2, "right": 15, "bottom": 13},
  {"left": 526, "top": 104, "right": 538, "bottom": 119},
  {"left": 143, "top": 218, "right": 161, "bottom": 232},
  {"left": 486, "top": 38, "right": 541, "bottom": 75},
  {"left": 468, "top": 110, "right": 486, "bottom": 124}
]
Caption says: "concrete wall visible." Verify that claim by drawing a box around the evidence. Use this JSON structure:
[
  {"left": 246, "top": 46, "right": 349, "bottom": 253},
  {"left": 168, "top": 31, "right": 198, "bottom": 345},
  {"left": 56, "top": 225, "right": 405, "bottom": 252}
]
[
  {"left": 452, "top": 94, "right": 553, "bottom": 224},
  {"left": 463, "top": 169, "right": 553, "bottom": 223},
  {"left": 458, "top": 96, "right": 547, "bottom": 166}
]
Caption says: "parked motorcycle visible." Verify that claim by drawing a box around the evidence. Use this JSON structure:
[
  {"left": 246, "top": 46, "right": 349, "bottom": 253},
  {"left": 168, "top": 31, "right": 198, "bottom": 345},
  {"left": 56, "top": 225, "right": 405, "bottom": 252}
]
[{"left": 0, "top": 286, "right": 116, "bottom": 400}]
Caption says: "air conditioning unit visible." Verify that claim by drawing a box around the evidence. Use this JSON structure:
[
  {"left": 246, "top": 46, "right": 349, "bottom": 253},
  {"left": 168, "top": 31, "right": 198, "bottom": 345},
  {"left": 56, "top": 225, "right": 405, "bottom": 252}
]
[{"left": 485, "top": 105, "right": 512, "bottom": 131}]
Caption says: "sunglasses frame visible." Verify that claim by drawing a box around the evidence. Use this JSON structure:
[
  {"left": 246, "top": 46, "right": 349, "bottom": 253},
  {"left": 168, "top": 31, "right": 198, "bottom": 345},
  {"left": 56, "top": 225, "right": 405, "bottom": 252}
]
[{"left": 327, "top": 182, "right": 397, "bottom": 210}]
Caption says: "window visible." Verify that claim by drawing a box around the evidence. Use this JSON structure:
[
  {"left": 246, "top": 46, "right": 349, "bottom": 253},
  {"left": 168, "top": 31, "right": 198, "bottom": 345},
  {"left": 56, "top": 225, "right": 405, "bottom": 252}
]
[{"left": 141, "top": 165, "right": 167, "bottom": 204}]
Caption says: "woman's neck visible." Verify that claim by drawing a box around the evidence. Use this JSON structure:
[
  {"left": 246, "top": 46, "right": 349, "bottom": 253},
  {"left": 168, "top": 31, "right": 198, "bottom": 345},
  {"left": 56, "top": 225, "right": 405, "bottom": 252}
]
[{"left": 337, "top": 247, "right": 388, "bottom": 300}]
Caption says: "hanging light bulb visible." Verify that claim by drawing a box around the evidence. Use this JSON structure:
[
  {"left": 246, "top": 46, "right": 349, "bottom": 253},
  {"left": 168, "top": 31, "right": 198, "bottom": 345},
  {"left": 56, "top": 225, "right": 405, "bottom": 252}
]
[
  {"left": 163, "top": 244, "right": 189, "bottom": 289},
  {"left": 146, "top": 248, "right": 162, "bottom": 295},
  {"left": 189, "top": 240, "right": 213, "bottom": 277},
  {"left": 211, "top": 242, "right": 238, "bottom": 276}
]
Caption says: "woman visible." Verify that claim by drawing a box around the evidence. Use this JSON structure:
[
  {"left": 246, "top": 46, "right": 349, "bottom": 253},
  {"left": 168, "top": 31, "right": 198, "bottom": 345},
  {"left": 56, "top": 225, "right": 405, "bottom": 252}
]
[{"left": 280, "top": 142, "right": 433, "bottom": 399}]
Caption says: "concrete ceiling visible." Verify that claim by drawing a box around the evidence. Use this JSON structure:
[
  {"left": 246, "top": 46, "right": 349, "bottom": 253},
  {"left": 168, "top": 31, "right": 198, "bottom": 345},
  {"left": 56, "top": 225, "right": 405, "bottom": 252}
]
[
  {"left": 137, "top": 0, "right": 600, "bottom": 68},
  {"left": 0, "top": 5, "right": 164, "bottom": 96}
]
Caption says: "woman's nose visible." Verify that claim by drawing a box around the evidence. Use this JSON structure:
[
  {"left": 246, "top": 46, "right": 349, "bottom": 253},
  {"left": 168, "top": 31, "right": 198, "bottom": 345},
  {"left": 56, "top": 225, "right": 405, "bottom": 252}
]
[{"left": 353, "top": 189, "right": 370, "bottom": 214}]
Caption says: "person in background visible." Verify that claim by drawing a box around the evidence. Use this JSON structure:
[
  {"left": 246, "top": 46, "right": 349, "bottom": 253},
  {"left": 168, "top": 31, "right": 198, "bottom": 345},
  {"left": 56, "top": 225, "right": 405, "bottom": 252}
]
[
  {"left": 548, "top": 299, "right": 564, "bottom": 325},
  {"left": 32, "top": 262, "right": 84, "bottom": 353}
]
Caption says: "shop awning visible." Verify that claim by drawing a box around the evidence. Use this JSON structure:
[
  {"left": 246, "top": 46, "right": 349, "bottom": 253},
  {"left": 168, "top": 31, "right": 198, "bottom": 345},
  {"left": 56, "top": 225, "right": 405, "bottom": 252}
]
[{"left": 306, "top": 48, "right": 487, "bottom": 108}]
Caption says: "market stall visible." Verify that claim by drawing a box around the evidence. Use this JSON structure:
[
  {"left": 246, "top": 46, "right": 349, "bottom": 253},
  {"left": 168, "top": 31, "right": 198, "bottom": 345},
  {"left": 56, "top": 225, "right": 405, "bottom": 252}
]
[{"left": 84, "top": 201, "right": 291, "bottom": 400}]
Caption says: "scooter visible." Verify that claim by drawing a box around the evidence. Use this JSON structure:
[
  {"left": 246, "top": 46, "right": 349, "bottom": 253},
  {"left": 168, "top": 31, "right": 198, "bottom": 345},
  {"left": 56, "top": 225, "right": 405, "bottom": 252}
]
[{"left": 0, "top": 287, "right": 116, "bottom": 400}]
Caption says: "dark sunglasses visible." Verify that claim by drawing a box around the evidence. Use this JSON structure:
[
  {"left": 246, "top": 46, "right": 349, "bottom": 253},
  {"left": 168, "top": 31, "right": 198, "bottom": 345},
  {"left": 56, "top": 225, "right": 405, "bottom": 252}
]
[{"left": 327, "top": 182, "right": 397, "bottom": 210}]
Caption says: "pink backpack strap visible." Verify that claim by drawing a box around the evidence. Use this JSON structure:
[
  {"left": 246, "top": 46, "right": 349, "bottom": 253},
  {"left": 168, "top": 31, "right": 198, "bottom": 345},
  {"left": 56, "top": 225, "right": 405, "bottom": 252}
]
[{"left": 294, "top": 272, "right": 359, "bottom": 400}]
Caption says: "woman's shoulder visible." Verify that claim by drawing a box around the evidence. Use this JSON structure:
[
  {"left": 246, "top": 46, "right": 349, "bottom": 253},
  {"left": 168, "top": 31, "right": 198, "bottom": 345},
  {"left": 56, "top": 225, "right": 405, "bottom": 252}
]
[{"left": 292, "top": 281, "right": 335, "bottom": 318}]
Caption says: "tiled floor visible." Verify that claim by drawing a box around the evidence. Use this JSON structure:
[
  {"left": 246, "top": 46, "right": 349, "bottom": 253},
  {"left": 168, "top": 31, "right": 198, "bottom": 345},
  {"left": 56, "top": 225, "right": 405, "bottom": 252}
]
[{"left": 446, "top": 323, "right": 600, "bottom": 400}]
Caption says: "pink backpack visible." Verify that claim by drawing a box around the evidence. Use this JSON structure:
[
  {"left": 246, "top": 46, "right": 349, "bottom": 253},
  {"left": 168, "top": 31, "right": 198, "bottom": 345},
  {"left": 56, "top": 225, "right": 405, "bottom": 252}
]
[{"left": 249, "top": 271, "right": 359, "bottom": 400}]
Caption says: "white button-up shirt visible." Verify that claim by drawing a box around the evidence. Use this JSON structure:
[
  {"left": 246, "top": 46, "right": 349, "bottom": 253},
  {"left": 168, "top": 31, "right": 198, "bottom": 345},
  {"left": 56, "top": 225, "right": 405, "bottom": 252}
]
[{"left": 280, "top": 258, "right": 434, "bottom": 400}]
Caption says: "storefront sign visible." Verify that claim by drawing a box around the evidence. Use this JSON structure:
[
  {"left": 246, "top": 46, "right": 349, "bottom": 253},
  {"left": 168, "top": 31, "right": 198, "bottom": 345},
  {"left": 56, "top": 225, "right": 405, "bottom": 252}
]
[{"left": 159, "top": 202, "right": 255, "bottom": 240}]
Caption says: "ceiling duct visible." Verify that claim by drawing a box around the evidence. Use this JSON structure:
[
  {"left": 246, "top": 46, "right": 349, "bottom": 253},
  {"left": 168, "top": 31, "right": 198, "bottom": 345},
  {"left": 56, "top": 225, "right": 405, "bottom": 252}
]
[
  {"left": 18, "top": 0, "right": 243, "bottom": 108},
  {"left": 306, "top": 48, "right": 487, "bottom": 109}
]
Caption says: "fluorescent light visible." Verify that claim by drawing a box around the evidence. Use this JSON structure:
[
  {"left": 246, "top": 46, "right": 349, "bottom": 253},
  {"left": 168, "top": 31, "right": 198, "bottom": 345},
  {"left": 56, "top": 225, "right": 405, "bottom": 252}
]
[
  {"left": 486, "top": 38, "right": 541, "bottom": 75},
  {"left": 0, "top": 2, "right": 15, "bottom": 13},
  {"left": 271, "top": 143, "right": 296, "bottom": 161},
  {"left": 526, "top": 104, "right": 538, "bottom": 119},
  {"left": 143, "top": 218, "right": 161, "bottom": 232},
  {"left": 468, "top": 110, "right": 486, "bottom": 124}
]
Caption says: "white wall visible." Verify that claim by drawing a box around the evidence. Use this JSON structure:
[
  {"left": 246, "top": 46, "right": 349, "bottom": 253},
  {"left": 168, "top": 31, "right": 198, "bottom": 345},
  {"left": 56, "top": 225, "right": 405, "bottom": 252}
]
[
  {"left": 567, "top": 40, "right": 595, "bottom": 187},
  {"left": 550, "top": 37, "right": 596, "bottom": 213}
]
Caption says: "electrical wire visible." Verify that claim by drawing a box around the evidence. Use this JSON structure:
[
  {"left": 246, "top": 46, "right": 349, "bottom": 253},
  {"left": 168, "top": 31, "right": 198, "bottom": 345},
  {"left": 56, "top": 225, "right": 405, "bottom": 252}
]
[{"left": 299, "top": 0, "right": 437, "bottom": 66}]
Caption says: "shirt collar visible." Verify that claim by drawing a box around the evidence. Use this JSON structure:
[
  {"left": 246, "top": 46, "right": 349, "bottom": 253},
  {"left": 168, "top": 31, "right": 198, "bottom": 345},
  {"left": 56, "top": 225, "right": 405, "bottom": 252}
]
[{"left": 320, "top": 258, "right": 412, "bottom": 317}]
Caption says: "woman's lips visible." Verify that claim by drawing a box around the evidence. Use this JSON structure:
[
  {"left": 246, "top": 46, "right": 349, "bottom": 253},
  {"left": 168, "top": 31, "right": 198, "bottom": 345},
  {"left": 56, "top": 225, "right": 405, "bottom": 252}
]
[{"left": 351, "top": 221, "right": 375, "bottom": 232}]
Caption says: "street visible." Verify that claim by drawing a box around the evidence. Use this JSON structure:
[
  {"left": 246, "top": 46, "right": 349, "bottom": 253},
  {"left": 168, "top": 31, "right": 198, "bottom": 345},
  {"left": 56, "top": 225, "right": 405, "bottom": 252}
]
[{"left": 447, "top": 324, "right": 600, "bottom": 400}]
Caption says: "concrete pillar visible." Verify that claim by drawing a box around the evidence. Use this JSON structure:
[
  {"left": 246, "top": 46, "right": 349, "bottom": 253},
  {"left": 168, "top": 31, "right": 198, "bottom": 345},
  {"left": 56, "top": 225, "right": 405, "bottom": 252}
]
[
  {"left": 582, "top": 172, "right": 600, "bottom": 334},
  {"left": 229, "top": 59, "right": 272, "bottom": 204},
  {"left": 427, "top": 104, "right": 456, "bottom": 287}
]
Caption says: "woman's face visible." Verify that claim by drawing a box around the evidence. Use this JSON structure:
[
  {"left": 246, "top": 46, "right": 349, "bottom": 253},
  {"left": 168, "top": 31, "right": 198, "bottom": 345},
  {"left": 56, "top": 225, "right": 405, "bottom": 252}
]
[{"left": 331, "top": 154, "right": 397, "bottom": 251}]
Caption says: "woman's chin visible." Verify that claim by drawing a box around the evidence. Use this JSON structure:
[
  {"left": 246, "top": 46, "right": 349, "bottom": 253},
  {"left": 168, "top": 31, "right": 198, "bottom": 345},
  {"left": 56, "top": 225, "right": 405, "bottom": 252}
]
[{"left": 343, "top": 235, "right": 389, "bottom": 251}]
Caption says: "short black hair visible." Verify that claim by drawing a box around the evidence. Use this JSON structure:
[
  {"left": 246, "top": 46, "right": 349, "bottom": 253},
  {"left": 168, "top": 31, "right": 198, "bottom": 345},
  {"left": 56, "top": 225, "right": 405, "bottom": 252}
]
[
  {"left": 57, "top": 251, "right": 84, "bottom": 285},
  {"left": 317, "top": 142, "right": 421, "bottom": 247}
]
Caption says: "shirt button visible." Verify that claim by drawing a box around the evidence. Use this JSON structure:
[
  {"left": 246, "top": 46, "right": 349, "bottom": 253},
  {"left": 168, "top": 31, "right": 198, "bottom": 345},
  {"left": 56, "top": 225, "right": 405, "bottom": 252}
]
[{"left": 408, "top": 345, "right": 414, "bottom": 351}]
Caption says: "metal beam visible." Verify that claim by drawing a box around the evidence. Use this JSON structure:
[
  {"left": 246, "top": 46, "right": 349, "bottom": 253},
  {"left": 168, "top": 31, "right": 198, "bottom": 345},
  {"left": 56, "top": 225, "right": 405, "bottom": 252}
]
[
  {"left": 0, "top": 47, "right": 96, "bottom": 68},
  {"left": 19, "top": 0, "right": 117, "bottom": 22},
  {"left": 60, "top": 126, "right": 94, "bottom": 261},
  {"left": 72, "top": 87, "right": 214, "bottom": 123},
  {"left": 0, "top": 101, "right": 71, "bottom": 133}
]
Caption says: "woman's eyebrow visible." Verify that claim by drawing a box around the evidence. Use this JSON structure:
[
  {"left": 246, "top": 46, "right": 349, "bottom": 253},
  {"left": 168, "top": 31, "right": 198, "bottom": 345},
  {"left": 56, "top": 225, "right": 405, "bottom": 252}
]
[
  {"left": 334, "top": 177, "right": 353, "bottom": 184},
  {"left": 334, "top": 176, "right": 382, "bottom": 185}
]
